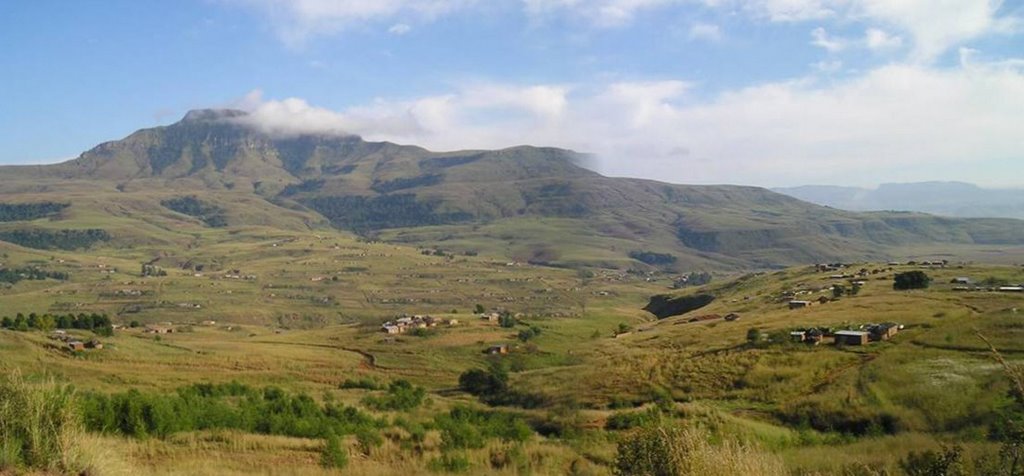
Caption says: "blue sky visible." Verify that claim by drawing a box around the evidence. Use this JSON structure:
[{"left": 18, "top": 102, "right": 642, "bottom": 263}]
[{"left": 1, "top": 0, "right": 1022, "bottom": 187}]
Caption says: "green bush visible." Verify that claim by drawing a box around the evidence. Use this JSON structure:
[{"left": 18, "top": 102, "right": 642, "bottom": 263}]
[
  {"left": 362, "top": 380, "right": 426, "bottom": 412},
  {"left": 79, "top": 381, "right": 384, "bottom": 440},
  {"left": 434, "top": 406, "right": 533, "bottom": 450},
  {"left": 320, "top": 430, "right": 348, "bottom": 469}
]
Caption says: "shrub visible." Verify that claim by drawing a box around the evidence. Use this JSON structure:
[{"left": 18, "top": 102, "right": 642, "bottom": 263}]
[
  {"left": 362, "top": 380, "right": 426, "bottom": 411},
  {"left": 606, "top": 407, "right": 663, "bottom": 431},
  {"left": 428, "top": 453, "right": 471, "bottom": 473},
  {"left": 900, "top": 444, "right": 967, "bottom": 476},
  {"left": 320, "top": 430, "right": 348, "bottom": 469},
  {"left": 613, "top": 426, "right": 785, "bottom": 476}
]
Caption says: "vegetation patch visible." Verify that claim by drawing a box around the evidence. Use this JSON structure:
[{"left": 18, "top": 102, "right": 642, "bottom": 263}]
[
  {"left": 0, "top": 267, "right": 69, "bottom": 285},
  {"left": 161, "top": 196, "right": 228, "bottom": 227},
  {"left": 643, "top": 293, "right": 716, "bottom": 319},
  {"left": 305, "top": 194, "right": 473, "bottom": 232},
  {"left": 0, "top": 228, "right": 109, "bottom": 250},
  {"left": 370, "top": 174, "right": 443, "bottom": 194},
  {"left": 79, "top": 382, "right": 384, "bottom": 439},
  {"left": 0, "top": 202, "right": 69, "bottom": 222},
  {"left": 629, "top": 250, "right": 678, "bottom": 266}
]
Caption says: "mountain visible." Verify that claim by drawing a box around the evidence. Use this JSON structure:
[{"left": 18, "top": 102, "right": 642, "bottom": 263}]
[
  {"left": 2, "top": 109, "right": 1024, "bottom": 270},
  {"left": 774, "top": 182, "right": 1024, "bottom": 220}
]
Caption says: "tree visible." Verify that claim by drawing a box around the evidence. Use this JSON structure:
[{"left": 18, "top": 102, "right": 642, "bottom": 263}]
[
  {"left": 832, "top": 284, "right": 846, "bottom": 299},
  {"left": 746, "top": 328, "right": 762, "bottom": 345},
  {"left": 458, "top": 368, "right": 507, "bottom": 397},
  {"left": 35, "top": 314, "right": 55, "bottom": 333},
  {"left": 474, "top": 304, "right": 486, "bottom": 314},
  {"left": 894, "top": 271, "right": 931, "bottom": 290}
]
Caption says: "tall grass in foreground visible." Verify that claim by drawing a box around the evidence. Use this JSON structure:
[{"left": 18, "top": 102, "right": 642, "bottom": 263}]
[
  {"left": 0, "top": 369, "right": 117, "bottom": 474},
  {"left": 614, "top": 425, "right": 786, "bottom": 476}
]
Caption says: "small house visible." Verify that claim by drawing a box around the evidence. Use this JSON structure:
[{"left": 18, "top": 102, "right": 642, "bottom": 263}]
[
  {"left": 145, "top": 325, "right": 174, "bottom": 334},
  {"left": 67, "top": 341, "right": 85, "bottom": 352},
  {"left": 952, "top": 277, "right": 971, "bottom": 285},
  {"left": 86, "top": 340, "right": 103, "bottom": 350},
  {"left": 834, "top": 330, "right": 869, "bottom": 346},
  {"left": 999, "top": 286, "right": 1024, "bottom": 293},
  {"left": 789, "top": 300, "right": 812, "bottom": 310},
  {"left": 382, "top": 325, "right": 402, "bottom": 335},
  {"left": 790, "top": 331, "right": 806, "bottom": 342},
  {"left": 805, "top": 328, "right": 824, "bottom": 345},
  {"left": 724, "top": 313, "right": 741, "bottom": 322},
  {"left": 869, "top": 323, "right": 900, "bottom": 341},
  {"left": 485, "top": 344, "right": 509, "bottom": 355}
]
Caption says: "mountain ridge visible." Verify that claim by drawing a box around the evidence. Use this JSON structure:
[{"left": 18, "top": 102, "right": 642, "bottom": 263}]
[
  {"left": 774, "top": 182, "right": 1024, "bottom": 220},
  {"left": 2, "top": 109, "right": 1023, "bottom": 270}
]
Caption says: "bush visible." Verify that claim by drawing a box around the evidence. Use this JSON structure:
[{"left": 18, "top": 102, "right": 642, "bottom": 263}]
[
  {"left": 606, "top": 407, "right": 663, "bottom": 431},
  {"left": 320, "top": 430, "right": 348, "bottom": 469},
  {"left": 362, "top": 380, "right": 426, "bottom": 411},
  {"left": 434, "top": 406, "right": 533, "bottom": 450},
  {"left": 79, "top": 381, "right": 384, "bottom": 440},
  {"left": 613, "top": 426, "right": 785, "bottom": 476},
  {"left": 428, "top": 453, "right": 471, "bottom": 473},
  {"left": 894, "top": 271, "right": 931, "bottom": 290},
  {"left": 900, "top": 444, "right": 967, "bottom": 476}
]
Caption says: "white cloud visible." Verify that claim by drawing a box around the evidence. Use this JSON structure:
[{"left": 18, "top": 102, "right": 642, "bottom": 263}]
[
  {"left": 743, "top": 0, "right": 836, "bottom": 22},
  {"left": 812, "top": 59, "right": 842, "bottom": 73},
  {"left": 388, "top": 23, "right": 412, "bottom": 35},
  {"left": 232, "top": 56, "right": 1024, "bottom": 186},
  {"left": 522, "top": 0, "right": 682, "bottom": 27},
  {"left": 227, "top": 0, "right": 476, "bottom": 45},
  {"left": 688, "top": 22, "right": 722, "bottom": 41},
  {"left": 810, "top": 27, "right": 846, "bottom": 52},
  {"left": 853, "top": 0, "right": 1018, "bottom": 62},
  {"left": 864, "top": 27, "right": 902, "bottom": 50}
]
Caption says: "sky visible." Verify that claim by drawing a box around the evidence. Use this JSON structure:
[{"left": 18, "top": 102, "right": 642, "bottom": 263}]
[{"left": 1, "top": 0, "right": 1022, "bottom": 187}]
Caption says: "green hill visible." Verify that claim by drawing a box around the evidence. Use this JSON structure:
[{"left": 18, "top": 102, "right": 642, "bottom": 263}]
[{"left": 2, "top": 109, "right": 1023, "bottom": 271}]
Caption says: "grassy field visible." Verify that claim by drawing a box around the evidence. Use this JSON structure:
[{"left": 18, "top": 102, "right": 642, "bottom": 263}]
[{"left": 2, "top": 212, "right": 1024, "bottom": 474}]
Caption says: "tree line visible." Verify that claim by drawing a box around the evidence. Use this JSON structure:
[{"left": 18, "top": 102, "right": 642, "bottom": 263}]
[
  {"left": 0, "top": 229, "right": 110, "bottom": 250},
  {"left": 0, "top": 267, "right": 69, "bottom": 285},
  {"left": 0, "top": 312, "right": 113, "bottom": 336}
]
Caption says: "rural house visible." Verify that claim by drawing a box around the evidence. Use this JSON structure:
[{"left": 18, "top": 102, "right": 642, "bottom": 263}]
[
  {"left": 485, "top": 344, "right": 509, "bottom": 355},
  {"left": 834, "top": 330, "right": 869, "bottom": 346},
  {"left": 789, "top": 300, "right": 812, "bottom": 310}
]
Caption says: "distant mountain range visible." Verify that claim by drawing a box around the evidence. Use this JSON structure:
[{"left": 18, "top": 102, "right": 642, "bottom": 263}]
[
  {"left": 773, "top": 183, "right": 1024, "bottom": 220},
  {"left": 2, "top": 109, "right": 1024, "bottom": 270}
]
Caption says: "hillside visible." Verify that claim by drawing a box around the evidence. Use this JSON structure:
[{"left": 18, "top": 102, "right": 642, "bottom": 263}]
[
  {"left": 3, "top": 110, "right": 1024, "bottom": 272},
  {"left": 774, "top": 182, "right": 1024, "bottom": 220}
]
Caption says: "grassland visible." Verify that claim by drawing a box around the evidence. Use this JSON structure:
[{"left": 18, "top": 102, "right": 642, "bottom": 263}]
[{"left": 1, "top": 204, "right": 1023, "bottom": 475}]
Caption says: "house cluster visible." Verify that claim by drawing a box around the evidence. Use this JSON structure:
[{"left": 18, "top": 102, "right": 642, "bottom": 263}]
[
  {"left": 381, "top": 314, "right": 458, "bottom": 334},
  {"left": 144, "top": 324, "right": 175, "bottom": 334},
  {"left": 222, "top": 270, "right": 257, "bottom": 280},
  {"left": 49, "top": 330, "right": 103, "bottom": 352},
  {"left": 789, "top": 322, "right": 902, "bottom": 346},
  {"left": 950, "top": 277, "right": 1024, "bottom": 293}
]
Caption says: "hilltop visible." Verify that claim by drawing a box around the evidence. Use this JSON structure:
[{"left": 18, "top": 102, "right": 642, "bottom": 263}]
[{"left": 2, "top": 110, "right": 1024, "bottom": 272}]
